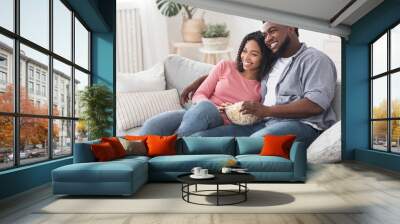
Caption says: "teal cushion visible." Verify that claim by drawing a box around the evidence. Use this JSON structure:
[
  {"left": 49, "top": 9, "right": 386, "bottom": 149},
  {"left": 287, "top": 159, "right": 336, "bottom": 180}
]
[
  {"left": 73, "top": 140, "right": 101, "bottom": 163},
  {"left": 236, "top": 137, "right": 263, "bottom": 155},
  {"left": 149, "top": 154, "right": 235, "bottom": 172},
  {"left": 236, "top": 155, "right": 293, "bottom": 172},
  {"left": 180, "top": 137, "right": 235, "bottom": 155}
]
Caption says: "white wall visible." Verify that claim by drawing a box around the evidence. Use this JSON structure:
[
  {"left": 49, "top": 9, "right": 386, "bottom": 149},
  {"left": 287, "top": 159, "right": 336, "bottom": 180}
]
[
  {"left": 166, "top": 9, "right": 341, "bottom": 80},
  {"left": 166, "top": 10, "right": 262, "bottom": 61}
]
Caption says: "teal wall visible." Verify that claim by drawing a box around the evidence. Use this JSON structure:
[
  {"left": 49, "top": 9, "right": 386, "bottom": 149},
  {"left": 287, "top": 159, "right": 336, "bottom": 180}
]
[
  {"left": 0, "top": 0, "right": 115, "bottom": 200},
  {"left": 344, "top": 0, "right": 400, "bottom": 171}
]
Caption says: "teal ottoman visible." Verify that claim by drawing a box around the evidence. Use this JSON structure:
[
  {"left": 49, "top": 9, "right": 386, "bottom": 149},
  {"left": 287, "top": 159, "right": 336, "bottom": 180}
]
[{"left": 52, "top": 156, "right": 149, "bottom": 196}]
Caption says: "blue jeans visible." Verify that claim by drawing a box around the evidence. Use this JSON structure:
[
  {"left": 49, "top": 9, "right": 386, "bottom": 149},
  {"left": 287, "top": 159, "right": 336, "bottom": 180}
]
[
  {"left": 138, "top": 100, "right": 224, "bottom": 137},
  {"left": 192, "top": 119, "right": 321, "bottom": 147}
]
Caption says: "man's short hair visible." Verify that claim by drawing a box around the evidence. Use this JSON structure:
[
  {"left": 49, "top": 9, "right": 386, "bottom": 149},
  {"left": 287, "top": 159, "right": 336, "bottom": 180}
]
[{"left": 261, "top": 21, "right": 299, "bottom": 37}]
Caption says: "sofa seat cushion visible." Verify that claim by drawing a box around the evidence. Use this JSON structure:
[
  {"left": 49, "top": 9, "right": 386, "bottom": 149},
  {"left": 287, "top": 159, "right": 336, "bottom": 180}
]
[
  {"left": 236, "top": 155, "right": 293, "bottom": 172},
  {"left": 149, "top": 154, "right": 235, "bottom": 172},
  {"left": 53, "top": 159, "right": 147, "bottom": 183}
]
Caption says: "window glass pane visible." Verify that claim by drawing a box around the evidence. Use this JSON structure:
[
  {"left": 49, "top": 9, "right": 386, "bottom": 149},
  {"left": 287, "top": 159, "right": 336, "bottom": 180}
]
[
  {"left": 53, "top": 0, "right": 71, "bottom": 60},
  {"left": 372, "top": 121, "right": 387, "bottom": 151},
  {"left": 20, "top": 44, "right": 49, "bottom": 115},
  {"left": 53, "top": 119, "right": 72, "bottom": 158},
  {"left": 391, "top": 72, "right": 400, "bottom": 118},
  {"left": 391, "top": 120, "right": 400, "bottom": 153},
  {"left": 53, "top": 59, "right": 72, "bottom": 117},
  {"left": 20, "top": 117, "right": 49, "bottom": 165},
  {"left": 75, "top": 18, "right": 89, "bottom": 70},
  {"left": 372, "top": 33, "right": 387, "bottom": 76},
  {"left": 0, "top": 116, "right": 13, "bottom": 170},
  {"left": 20, "top": 0, "right": 49, "bottom": 49},
  {"left": 75, "top": 120, "right": 88, "bottom": 143},
  {"left": 372, "top": 77, "right": 387, "bottom": 119},
  {"left": 391, "top": 24, "right": 400, "bottom": 70},
  {"left": 0, "top": 0, "right": 13, "bottom": 31},
  {"left": 0, "top": 34, "right": 14, "bottom": 112},
  {"left": 74, "top": 69, "right": 89, "bottom": 118}
]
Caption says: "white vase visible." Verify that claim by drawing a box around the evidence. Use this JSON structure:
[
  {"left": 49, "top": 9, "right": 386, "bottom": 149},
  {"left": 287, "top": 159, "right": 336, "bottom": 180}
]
[{"left": 201, "top": 37, "right": 229, "bottom": 50}]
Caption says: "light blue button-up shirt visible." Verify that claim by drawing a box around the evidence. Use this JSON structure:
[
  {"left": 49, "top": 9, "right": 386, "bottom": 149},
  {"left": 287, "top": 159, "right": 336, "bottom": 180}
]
[{"left": 260, "top": 43, "right": 337, "bottom": 130}]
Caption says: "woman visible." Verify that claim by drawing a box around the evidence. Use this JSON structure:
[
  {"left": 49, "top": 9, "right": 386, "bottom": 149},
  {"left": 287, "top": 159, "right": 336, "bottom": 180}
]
[{"left": 139, "top": 31, "right": 274, "bottom": 136}]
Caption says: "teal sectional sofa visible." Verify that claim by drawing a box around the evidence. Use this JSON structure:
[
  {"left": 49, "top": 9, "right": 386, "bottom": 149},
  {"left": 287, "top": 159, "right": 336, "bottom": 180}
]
[{"left": 52, "top": 137, "right": 306, "bottom": 196}]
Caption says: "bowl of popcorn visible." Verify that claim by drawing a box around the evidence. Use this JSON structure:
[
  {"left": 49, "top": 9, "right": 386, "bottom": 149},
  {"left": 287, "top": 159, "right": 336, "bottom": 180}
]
[{"left": 224, "top": 101, "right": 260, "bottom": 125}]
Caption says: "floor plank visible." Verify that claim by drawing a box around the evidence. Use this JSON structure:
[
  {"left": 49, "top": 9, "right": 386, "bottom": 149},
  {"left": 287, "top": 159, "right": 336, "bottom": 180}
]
[{"left": 1, "top": 162, "right": 400, "bottom": 224}]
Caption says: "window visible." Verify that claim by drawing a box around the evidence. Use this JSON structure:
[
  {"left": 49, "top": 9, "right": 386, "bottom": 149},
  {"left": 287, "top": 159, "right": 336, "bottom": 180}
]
[
  {"left": 28, "top": 81, "right": 34, "bottom": 94},
  {"left": 0, "top": 0, "right": 13, "bottom": 32},
  {"left": 0, "top": 0, "right": 91, "bottom": 170},
  {"left": 42, "top": 85, "right": 46, "bottom": 97},
  {"left": 35, "top": 83, "right": 40, "bottom": 95},
  {"left": 371, "top": 23, "right": 400, "bottom": 154},
  {"left": 0, "top": 71, "right": 6, "bottom": 85},
  {"left": 28, "top": 67, "right": 34, "bottom": 80},
  {"left": 0, "top": 54, "right": 7, "bottom": 86}
]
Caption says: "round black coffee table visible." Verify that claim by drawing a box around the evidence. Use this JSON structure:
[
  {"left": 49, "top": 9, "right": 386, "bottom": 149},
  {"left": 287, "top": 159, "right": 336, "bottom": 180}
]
[{"left": 177, "top": 173, "right": 255, "bottom": 206}]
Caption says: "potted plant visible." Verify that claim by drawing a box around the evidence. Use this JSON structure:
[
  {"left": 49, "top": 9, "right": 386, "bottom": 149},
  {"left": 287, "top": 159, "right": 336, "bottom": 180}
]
[
  {"left": 156, "top": 0, "right": 205, "bottom": 43},
  {"left": 201, "top": 23, "right": 230, "bottom": 50},
  {"left": 79, "top": 84, "right": 113, "bottom": 140}
]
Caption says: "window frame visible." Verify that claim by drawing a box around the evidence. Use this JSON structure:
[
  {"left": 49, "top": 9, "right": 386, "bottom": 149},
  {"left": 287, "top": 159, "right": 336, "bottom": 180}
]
[
  {"left": 0, "top": 0, "right": 92, "bottom": 171},
  {"left": 370, "top": 20, "right": 400, "bottom": 154}
]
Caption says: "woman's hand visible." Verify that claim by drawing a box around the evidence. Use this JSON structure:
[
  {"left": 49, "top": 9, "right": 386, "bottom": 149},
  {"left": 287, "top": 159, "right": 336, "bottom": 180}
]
[{"left": 217, "top": 102, "right": 233, "bottom": 112}]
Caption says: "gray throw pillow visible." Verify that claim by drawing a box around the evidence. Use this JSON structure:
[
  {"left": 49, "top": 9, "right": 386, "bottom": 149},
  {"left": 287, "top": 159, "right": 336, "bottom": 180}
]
[{"left": 118, "top": 138, "right": 147, "bottom": 156}]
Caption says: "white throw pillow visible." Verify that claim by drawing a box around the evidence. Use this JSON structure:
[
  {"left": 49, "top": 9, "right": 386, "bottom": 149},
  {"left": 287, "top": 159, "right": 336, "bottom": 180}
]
[
  {"left": 117, "top": 62, "right": 166, "bottom": 93},
  {"left": 117, "top": 89, "right": 182, "bottom": 130},
  {"left": 307, "top": 121, "right": 341, "bottom": 164}
]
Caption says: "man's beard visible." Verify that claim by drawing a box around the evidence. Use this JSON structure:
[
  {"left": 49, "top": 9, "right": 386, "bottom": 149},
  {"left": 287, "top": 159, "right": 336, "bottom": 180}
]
[{"left": 273, "top": 36, "right": 290, "bottom": 58}]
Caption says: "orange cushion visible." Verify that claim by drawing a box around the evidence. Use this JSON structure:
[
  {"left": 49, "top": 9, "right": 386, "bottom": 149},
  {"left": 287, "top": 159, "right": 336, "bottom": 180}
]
[
  {"left": 91, "top": 142, "right": 118, "bottom": 161},
  {"left": 146, "top": 135, "right": 177, "bottom": 157},
  {"left": 259, "top": 135, "right": 296, "bottom": 159},
  {"left": 101, "top": 137, "right": 127, "bottom": 158},
  {"left": 125, "top": 135, "right": 148, "bottom": 141}
]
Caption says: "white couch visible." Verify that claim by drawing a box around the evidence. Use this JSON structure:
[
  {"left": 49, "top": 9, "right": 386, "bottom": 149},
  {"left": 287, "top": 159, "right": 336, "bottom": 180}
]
[{"left": 116, "top": 55, "right": 342, "bottom": 162}]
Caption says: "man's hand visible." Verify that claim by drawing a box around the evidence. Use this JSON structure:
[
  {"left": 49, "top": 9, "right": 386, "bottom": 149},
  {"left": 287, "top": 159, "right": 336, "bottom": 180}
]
[
  {"left": 240, "top": 101, "right": 268, "bottom": 118},
  {"left": 179, "top": 75, "right": 208, "bottom": 105}
]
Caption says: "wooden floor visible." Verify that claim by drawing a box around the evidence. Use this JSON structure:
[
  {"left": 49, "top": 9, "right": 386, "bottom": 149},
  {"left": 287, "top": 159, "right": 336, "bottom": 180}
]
[{"left": 1, "top": 162, "right": 400, "bottom": 224}]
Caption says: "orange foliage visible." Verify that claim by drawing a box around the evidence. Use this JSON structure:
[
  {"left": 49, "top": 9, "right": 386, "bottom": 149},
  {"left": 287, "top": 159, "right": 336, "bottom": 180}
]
[{"left": 0, "top": 84, "right": 60, "bottom": 149}]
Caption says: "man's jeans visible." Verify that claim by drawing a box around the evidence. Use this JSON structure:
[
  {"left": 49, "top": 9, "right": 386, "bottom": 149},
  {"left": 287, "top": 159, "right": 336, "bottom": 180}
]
[
  {"left": 138, "top": 100, "right": 223, "bottom": 137},
  {"left": 192, "top": 119, "right": 321, "bottom": 147}
]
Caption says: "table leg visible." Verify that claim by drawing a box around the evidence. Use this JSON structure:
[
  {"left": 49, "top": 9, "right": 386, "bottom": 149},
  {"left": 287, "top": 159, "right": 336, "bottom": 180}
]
[
  {"left": 217, "top": 184, "right": 219, "bottom": 206},
  {"left": 195, "top": 184, "right": 198, "bottom": 192}
]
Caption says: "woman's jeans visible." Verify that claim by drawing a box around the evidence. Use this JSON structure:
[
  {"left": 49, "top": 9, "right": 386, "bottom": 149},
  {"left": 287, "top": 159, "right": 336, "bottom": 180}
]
[{"left": 138, "top": 100, "right": 223, "bottom": 137}]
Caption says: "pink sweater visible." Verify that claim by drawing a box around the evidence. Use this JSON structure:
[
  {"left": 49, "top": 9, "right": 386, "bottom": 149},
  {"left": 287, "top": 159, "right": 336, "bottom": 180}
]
[{"left": 192, "top": 60, "right": 261, "bottom": 124}]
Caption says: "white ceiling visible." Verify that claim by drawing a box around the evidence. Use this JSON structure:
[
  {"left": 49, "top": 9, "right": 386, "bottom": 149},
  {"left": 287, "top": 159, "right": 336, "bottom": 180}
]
[{"left": 175, "top": 0, "right": 384, "bottom": 38}]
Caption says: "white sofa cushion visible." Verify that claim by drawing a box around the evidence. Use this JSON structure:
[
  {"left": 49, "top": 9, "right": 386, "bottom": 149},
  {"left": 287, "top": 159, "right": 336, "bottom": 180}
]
[
  {"left": 117, "top": 62, "right": 166, "bottom": 93},
  {"left": 117, "top": 89, "right": 182, "bottom": 131},
  {"left": 164, "top": 55, "right": 214, "bottom": 95},
  {"left": 307, "top": 121, "right": 341, "bottom": 163}
]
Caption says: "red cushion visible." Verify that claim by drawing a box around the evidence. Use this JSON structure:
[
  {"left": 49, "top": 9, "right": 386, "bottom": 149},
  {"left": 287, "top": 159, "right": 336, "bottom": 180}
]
[
  {"left": 259, "top": 135, "right": 296, "bottom": 159},
  {"left": 146, "top": 135, "right": 177, "bottom": 157},
  {"left": 91, "top": 142, "right": 118, "bottom": 161},
  {"left": 101, "top": 137, "right": 127, "bottom": 158}
]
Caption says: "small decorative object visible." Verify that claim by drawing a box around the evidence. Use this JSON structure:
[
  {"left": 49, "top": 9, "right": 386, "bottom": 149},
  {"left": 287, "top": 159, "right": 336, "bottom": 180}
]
[
  {"left": 79, "top": 84, "right": 113, "bottom": 140},
  {"left": 225, "top": 159, "right": 238, "bottom": 168},
  {"left": 224, "top": 101, "right": 260, "bottom": 125},
  {"left": 221, "top": 167, "right": 232, "bottom": 173},
  {"left": 156, "top": 0, "right": 205, "bottom": 42},
  {"left": 201, "top": 23, "right": 230, "bottom": 50}
]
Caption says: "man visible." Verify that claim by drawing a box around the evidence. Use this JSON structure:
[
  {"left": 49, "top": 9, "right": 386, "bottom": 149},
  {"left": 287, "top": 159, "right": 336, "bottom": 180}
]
[{"left": 182, "top": 22, "right": 337, "bottom": 146}]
